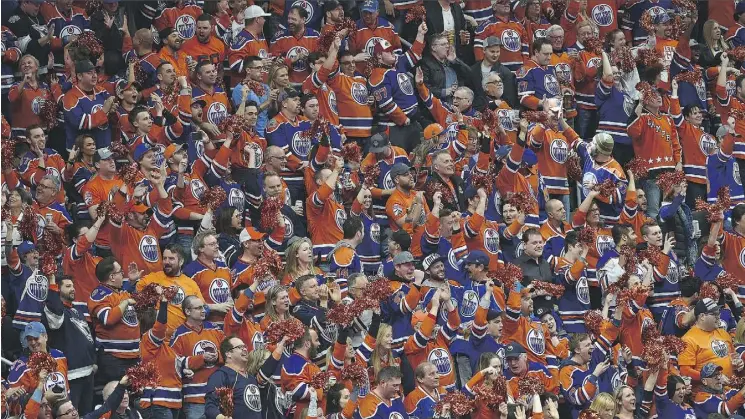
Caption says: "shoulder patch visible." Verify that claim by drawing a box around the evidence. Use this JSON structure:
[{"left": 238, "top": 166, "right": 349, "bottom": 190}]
[
  {"left": 267, "top": 118, "right": 279, "bottom": 131},
  {"left": 8, "top": 15, "right": 19, "bottom": 24},
  {"left": 516, "top": 66, "right": 528, "bottom": 79}
]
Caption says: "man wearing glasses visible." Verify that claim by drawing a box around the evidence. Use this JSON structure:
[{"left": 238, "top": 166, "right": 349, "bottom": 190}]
[
  {"left": 470, "top": 36, "right": 517, "bottom": 110},
  {"left": 232, "top": 56, "right": 271, "bottom": 136},
  {"left": 419, "top": 33, "right": 471, "bottom": 103},
  {"left": 183, "top": 231, "right": 234, "bottom": 326}
]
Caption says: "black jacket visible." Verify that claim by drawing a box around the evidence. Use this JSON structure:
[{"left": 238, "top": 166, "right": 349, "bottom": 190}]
[
  {"left": 423, "top": 0, "right": 474, "bottom": 64},
  {"left": 42, "top": 287, "right": 96, "bottom": 380},
  {"left": 470, "top": 60, "right": 519, "bottom": 110},
  {"left": 89, "top": 9, "right": 125, "bottom": 53},
  {"left": 6, "top": 7, "right": 51, "bottom": 70},
  {"left": 420, "top": 55, "right": 472, "bottom": 102},
  {"left": 424, "top": 172, "right": 466, "bottom": 212}
]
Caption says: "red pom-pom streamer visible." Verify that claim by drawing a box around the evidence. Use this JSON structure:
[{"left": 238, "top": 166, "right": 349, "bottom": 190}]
[
  {"left": 578, "top": 227, "right": 597, "bottom": 246},
  {"left": 700, "top": 282, "right": 720, "bottom": 300},
  {"left": 473, "top": 375, "right": 508, "bottom": 410},
  {"left": 341, "top": 363, "right": 368, "bottom": 386},
  {"left": 133, "top": 283, "right": 177, "bottom": 312},
  {"left": 673, "top": 68, "right": 702, "bottom": 85},
  {"left": 435, "top": 391, "right": 474, "bottom": 417},
  {"left": 264, "top": 317, "right": 306, "bottom": 344},
  {"left": 246, "top": 80, "right": 266, "bottom": 97},
  {"left": 1, "top": 138, "right": 16, "bottom": 169},
  {"left": 593, "top": 178, "right": 616, "bottom": 198},
  {"left": 70, "top": 31, "right": 104, "bottom": 59},
  {"left": 636, "top": 49, "right": 663, "bottom": 68},
  {"left": 578, "top": 409, "right": 602, "bottom": 419},
  {"left": 126, "top": 361, "right": 160, "bottom": 393},
  {"left": 611, "top": 46, "right": 636, "bottom": 73},
  {"left": 470, "top": 172, "right": 494, "bottom": 195},
  {"left": 523, "top": 111, "right": 549, "bottom": 125},
  {"left": 731, "top": 47, "right": 745, "bottom": 63},
  {"left": 532, "top": 281, "right": 565, "bottom": 298},
  {"left": 40, "top": 253, "right": 57, "bottom": 277},
  {"left": 657, "top": 170, "right": 686, "bottom": 194},
  {"left": 492, "top": 263, "right": 523, "bottom": 291},
  {"left": 96, "top": 200, "right": 122, "bottom": 223},
  {"left": 84, "top": 0, "right": 102, "bottom": 17},
  {"left": 584, "top": 310, "right": 603, "bottom": 336},
  {"left": 638, "top": 248, "right": 662, "bottom": 266},
  {"left": 39, "top": 96, "right": 59, "bottom": 130},
  {"left": 362, "top": 278, "right": 393, "bottom": 303},
  {"left": 362, "top": 164, "right": 380, "bottom": 188},
  {"left": 567, "top": 154, "right": 582, "bottom": 182},
  {"left": 583, "top": 37, "right": 603, "bottom": 55},
  {"left": 405, "top": 5, "right": 427, "bottom": 23},
  {"left": 259, "top": 195, "right": 283, "bottom": 232},
  {"left": 302, "top": 118, "right": 331, "bottom": 141},
  {"left": 626, "top": 157, "right": 649, "bottom": 180},
  {"left": 217, "top": 114, "right": 253, "bottom": 137},
  {"left": 718, "top": 186, "right": 733, "bottom": 210},
  {"left": 662, "top": 335, "right": 687, "bottom": 355},
  {"left": 27, "top": 352, "right": 58, "bottom": 378},
  {"left": 425, "top": 181, "right": 456, "bottom": 207},
  {"left": 310, "top": 371, "right": 334, "bottom": 390},
  {"left": 127, "top": 57, "right": 149, "bottom": 87},
  {"left": 199, "top": 187, "right": 227, "bottom": 210},
  {"left": 640, "top": 10, "right": 655, "bottom": 34},
  {"left": 252, "top": 247, "right": 283, "bottom": 284},
  {"left": 18, "top": 206, "right": 37, "bottom": 240},
  {"left": 550, "top": 0, "right": 567, "bottom": 17},
  {"left": 506, "top": 191, "right": 534, "bottom": 214},
  {"left": 318, "top": 18, "right": 357, "bottom": 54},
  {"left": 214, "top": 387, "right": 234, "bottom": 417},
  {"left": 517, "top": 375, "right": 545, "bottom": 398},
  {"left": 119, "top": 162, "right": 139, "bottom": 185},
  {"left": 715, "top": 272, "right": 743, "bottom": 291},
  {"left": 341, "top": 142, "right": 362, "bottom": 163},
  {"left": 1, "top": 296, "right": 6, "bottom": 318},
  {"left": 641, "top": 341, "right": 666, "bottom": 371},
  {"left": 110, "top": 140, "right": 129, "bottom": 159},
  {"left": 326, "top": 303, "right": 360, "bottom": 327}
]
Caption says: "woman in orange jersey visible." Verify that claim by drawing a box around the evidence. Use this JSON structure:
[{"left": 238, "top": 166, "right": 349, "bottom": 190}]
[
  {"left": 282, "top": 237, "right": 323, "bottom": 305},
  {"left": 328, "top": 327, "right": 372, "bottom": 398},
  {"left": 8, "top": 55, "right": 54, "bottom": 136},
  {"left": 463, "top": 353, "right": 505, "bottom": 419},
  {"left": 258, "top": 285, "right": 293, "bottom": 331}
]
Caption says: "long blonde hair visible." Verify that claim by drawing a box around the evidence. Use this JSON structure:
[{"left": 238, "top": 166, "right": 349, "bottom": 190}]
[
  {"left": 613, "top": 385, "right": 634, "bottom": 414},
  {"left": 590, "top": 392, "right": 616, "bottom": 415},
  {"left": 283, "top": 238, "right": 315, "bottom": 280},
  {"left": 268, "top": 63, "right": 290, "bottom": 89},
  {"left": 246, "top": 349, "right": 271, "bottom": 376},
  {"left": 703, "top": 20, "right": 729, "bottom": 52},
  {"left": 264, "top": 285, "right": 289, "bottom": 322},
  {"left": 370, "top": 324, "right": 396, "bottom": 380}
]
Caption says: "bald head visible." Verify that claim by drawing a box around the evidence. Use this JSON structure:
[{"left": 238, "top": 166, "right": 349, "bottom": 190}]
[
  {"left": 133, "top": 29, "right": 153, "bottom": 50},
  {"left": 546, "top": 199, "right": 566, "bottom": 223}
]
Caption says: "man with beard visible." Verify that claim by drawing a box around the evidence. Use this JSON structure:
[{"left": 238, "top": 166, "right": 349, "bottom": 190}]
[
  {"left": 471, "top": 36, "right": 517, "bottom": 110},
  {"left": 170, "top": 296, "right": 224, "bottom": 419},
  {"left": 385, "top": 163, "right": 427, "bottom": 237},
  {"left": 292, "top": 274, "right": 341, "bottom": 366},
  {"left": 270, "top": 6, "right": 319, "bottom": 86},
  {"left": 355, "top": 367, "right": 408, "bottom": 418},
  {"left": 62, "top": 60, "right": 116, "bottom": 150},
  {"left": 421, "top": 254, "right": 447, "bottom": 290},
  {"left": 382, "top": 251, "right": 423, "bottom": 351},
  {"left": 159, "top": 28, "right": 191, "bottom": 78},
  {"left": 183, "top": 231, "right": 234, "bottom": 326},
  {"left": 423, "top": 149, "right": 466, "bottom": 212},
  {"left": 281, "top": 328, "right": 323, "bottom": 419},
  {"left": 136, "top": 244, "right": 204, "bottom": 333},
  {"left": 228, "top": 5, "right": 271, "bottom": 87},
  {"left": 42, "top": 275, "right": 96, "bottom": 414},
  {"left": 596, "top": 223, "right": 638, "bottom": 295},
  {"left": 361, "top": 132, "right": 411, "bottom": 232},
  {"left": 182, "top": 14, "right": 227, "bottom": 74},
  {"left": 192, "top": 61, "right": 231, "bottom": 137}
]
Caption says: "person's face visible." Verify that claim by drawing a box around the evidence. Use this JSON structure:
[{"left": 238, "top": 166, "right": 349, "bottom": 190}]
[
  {"left": 395, "top": 172, "right": 413, "bottom": 191},
  {"left": 81, "top": 137, "right": 97, "bottom": 156},
  {"left": 493, "top": 0, "right": 510, "bottom": 15},
  {"left": 245, "top": 238, "right": 264, "bottom": 256},
  {"left": 303, "top": 98, "right": 320, "bottom": 120},
  {"left": 380, "top": 50, "right": 397, "bottom": 66},
  {"left": 56, "top": 402, "right": 78, "bottom": 419},
  {"left": 196, "top": 20, "right": 212, "bottom": 43},
  {"left": 524, "top": 233, "right": 544, "bottom": 258},
  {"left": 611, "top": 31, "right": 626, "bottom": 50},
  {"left": 483, "top": 45, "right": 501, "bottom": 65},
  {"left": 22, "top": 0, "right": 40, "bottom": 16},
  {"left": 637, "top": 189, "right": 647, "bottom": 211},
  {"left": 549, "top": 31, "right": 564, "bottom": 50},
  {"left": 440, "top": 213, "right": 457, "bottom": 237},
  {"left": 350, "top": 276, "right": 369, "bottom": 299},
  {"left": 596, "top": 406, "right": 614, "bottom": 419},
  {"left": 657, "top": 21, "right": 672, "bottom": 38},
  {"left": 79, "top": 69, "right": 98, "bottom": 87},
  {"left": 502, "top": 204, "right": 518, "bottom": 224},
  {"left": 452, "top": 90, "right": 472, "bottom": 112},
  {"left": 671, "top": 382, "right": 688, "bottom": 403},
  {"left": 283, "top": 96, "right": 301, "bottom": 114},
  {"left": 8, "top": 190, "right": 23, "bottom": 209},
  {"left": 362, "top": 10, "right": 378, "bottom": 26},
  {"left": 274, "top": 290, "right": 290, "bottom": 313},
  {"left": 186, "top": 299, "right": 207, "bottom": 321},
  {"left": 103, "top": 1, "right": 118, "bottom": 13},
  {"left": 380, "top": 328, "right": 393, "bottom": 349},
  {"left": 506, "top": 354, "right": 527, "bottom": 375},
  {"left": 59, "top": 280, "right": 75, "bottom": 302},
  {"left": 619, "top": 387, "right": 636, "bottom": 412},
  {"left": 548, "top": 202, "right": 566, "bottom": 222},
  {"left": 536, "top": 44, "right": 553, "bottom": 66},
  {"left": 158, "top": 64, "right": 177, "bottom": 85},
  {"left": 701, "top": 310, "right": 721, "bottom": 330},
  {"left": 488, "top": 316, "right": 503, "bottom": 338},
  {"left": 420, "top": 364, "right": 440, "bottom": 389},
  {"left": 118, "top": 391, "right": 129, "bottom": 412},
  {"left": 227, "top": 337, "right": 249, "bottom": 363},
  {"left": 301, "top": 278, "right": 320, "bottom": 300},
  {"left": 230, "top": 209, "right": 242, "bottom": 229},
  {"left": 587, "top": 203, "right": 601, "bottom": 225},
  {"left": 198, "top": 64, "right": 218, "bottom": 86},
  {"left": 246, "top": 60, "right": 264, "bottom": 81},
  {"left": 29, "top": 127, "right": 46, "bottom": 150},
  {"left": 430, "top": 38, "right": 450, "bottom": 60},
  {"left": 395, "top": 262, "right": 415, "bottom": 280},
  {"left": 311, "top": 57, "right": 324, "bottom": 73},
  {"left": 381, "top": 378, "right": 402, "bottom": 399},
  {"left": 643, "top": 225, "right": 663, "bottom": 247},
  {"left": 200, "top": 234, "right": 219, "bottom": 259},
  {"left": 287, "top": 9, "right": 304, "bottom": 33},
  {"left": 25, "top": 250, "right": 39, "bottom": 268},
  {"left": 35, "top": 179, "right": 57, "bottom": 204},
  {"left": 526, "top": 0, "right": 540, "bottom": 18},
  {"left": 308, "top": 329, "right": 321, "bottom": 357},
  {"left": 434, "top": 154, "right": 455, "bottom": 176},
  {"left": 577, "top": 25, "right": 593, "bottom": 43},
  {"left": 264, "top": 175, "right": 284, "bottom": 196},
  {"left": 327, "top": 6, "right": 344, "bottom": 22},
  {"left": 163, "top": 249, "right": 183, "bottom": 276},
  {"left": 166, "top": 32, "right": 184, "bottom": 50},
  {"left": 428, "top": 261, "right": 446, "bottom": 281},
  {"left": 339, "top": 388, "right": 351, "bottom": 408},
  {"left": 521, "top": 293, "right": 533, "bottom": 315},
  {"left": 541, "top": 313, "right": 557, "bottom": 334},
  {"left": 465, "top": 262, "right": 483, "bottom": 278},
  {"left": 139, "top": 150, "right": 156, "bottom": 171},
  {"left": 467, "top": 134, "right": 479, "bottom": 153},
  {"left": 485, "top": 75, "right": 504, "bottom": 98},
  {"left": 20, "top": 56, "right": 38, "bottom": 75},
  {"left": 686, "top": 106, "right": 704, "bottom": 126},
  {"left": 26, "top": 333, "right": 48, "bottom": 353},
  {"left": 359, "top": 188, "right": 372, "bottom": 208},
  {"left": 711, "top": 24, "right": 722, "bottom": 40},
  {"left": 107, "top": 262, "right": 125, "bottom": 288},
  {"left": 576, "top": 337, "right": 593, "bottom": 362},
  {"left": 340, "top": 55, "right": 355, "bottom": 76},
  {"left": 134, "top": 111, "right": 153, "bottom": 133},
  {"left": 229, "top": 0, "right": 246, "bottom": 12}
]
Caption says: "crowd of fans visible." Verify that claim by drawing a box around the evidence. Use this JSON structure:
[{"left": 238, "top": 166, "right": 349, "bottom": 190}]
[{"left": 6, "top": 0, "right": 745, "bottom": 418}]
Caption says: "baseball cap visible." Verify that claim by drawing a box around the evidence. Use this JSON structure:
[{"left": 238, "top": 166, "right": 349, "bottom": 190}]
[
  {"left": 17, "top": 241, "right": 36, "bottom": 257},
  {"left": 522, "top": 149, "right": 538, "bottom": 166},
  {"left": 393, "top": 251, "right": 414, "bottom": 265},
  {"left": 373, "top": 39, "right": 396, "bottom": 55},
  {"left": 695, "top": 297, "right": 720, "bottom": 316},
  {"left": 534, "top": 300, "right": 554, "bottom": 319},
  {"left": 652, "top": 12, "right": 671, "bottom": 25},
  {"left": 464, "top": 186, "right": 478, "bottom": 200},
  {"left": 504, "top": 343, "right": 527, "bottom": 358},
  {"left": 133, "top": 144, "right": 153, "bottom": 162},
  {"left": 163, "top": 143, "right": 184, "bottom": 160},
  {"left": 422, "top": 253, "right": 445, "bottom": 271},
  {"left": 464, "top": 250, "right": 489, "bottom": 267},
  {"left": 239, "top": 227, "right": 267, "bottom": 243},
  {"left": 369, "top": 132, "right": 391, "bottom": 153},
  {"left": 75, "top": 60, "right": 96, "bottom": 74},
  {"left": 484, "top": 36, "right": 502, "bottom": 48},
  {"left": 244, "top": 5, "right": 271, "bottom": 19},
  {"left": 700, "top": 362, "right": 723, "bottom": 379},
  {"left": 24, "top": 322, "right": 47, "bottom": 339},
  {"left": 93, "top": 147, "right": 114, "bottom": 163},
  {"left": 593, "top": 133, "right": 614, "bottom": 155},
  {"left": 191, "top": 98, "right": 207, "bottom": 108},
  {"left": 361, "top": 0, "right": 378, "bottom": 12},
  {"left": 278, "top": 88, "right": 300, "bottom": 103},
  {"left": 389, "top": 162, "right": 411, "bottom": 179},
  {"left": 116, "top": 79, "right": 141, "bottom": 96},
  {"left": 424, "top": 123, "right": 446, "bottom": 140}
]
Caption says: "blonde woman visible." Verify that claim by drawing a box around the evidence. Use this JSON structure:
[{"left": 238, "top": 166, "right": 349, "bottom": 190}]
[
  {"left": 259, "top": 285, "right": 292, "bottom": 330},
  {"left": 613, "top": 385, "right": 637, "bottom": 419},
  {"left": 266, "top": 64, "right": 290, "bottom": 115},
  {"left": 700, "top": 20, "right": 729, "bottom": 68},
  {"left": 588, "top": 392, "right": 616, "bottom": 419},
  {"left": 282, "top": 237, "right": 323, "bottom": 305},
  {"left": 235, "top": 336, "right": 290, "bottom": 417},
  {"left": 463, "top": 352, "right": 503, "bottom": 419},
  {"left": 355, "top": 311, "right": 399, "bottom": 390}
]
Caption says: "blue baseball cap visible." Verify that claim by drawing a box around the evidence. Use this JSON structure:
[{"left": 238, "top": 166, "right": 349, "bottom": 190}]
[
  {"left": 651, "top": 12, "right": 671, "bottom": 25},
  {"left": 17, "top": 241, "right": 36, "bottom": 257},
  {"left": 701, "top": 362, "right": 723, "bottom": 379},
  {"left": 133, "top": 143, "right": 152, "bottom": 161},
  {"left": 522, "top": 149, "right": 538, "bottom": 166},
  {"left": 464, "top": 250, "right": 489, "bottom": 267},
  {"left": 361, "top": 0, "right": 378, "bottom": 12}
]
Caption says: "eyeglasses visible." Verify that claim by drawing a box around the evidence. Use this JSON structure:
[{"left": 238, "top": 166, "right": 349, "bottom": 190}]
[
  {"left": 486, "top": 80, "right": 503, "bottom": 86},
  {"left": 453, "top": 96, "right": 469, "bottom": 101},
  {"left": 58, "top": 407, "right": 77, "bottom": 417},
  {"left": 433, "top": 43, "right": 449, "bottom": 48},
  {"left": 269, "top": 155, "right": 288, "bottom": 161},
  {"left": 36, "top": 183, "right": 55, "bottom": 190},
  {"left": 203, "top": 241, "right": 219, "bottom": 247},
  {"left": 110, "top": 269, "right": 123, "bottom": 277},
  {"left": 228, "top": 343, "right": 247, "bottom": 352}
]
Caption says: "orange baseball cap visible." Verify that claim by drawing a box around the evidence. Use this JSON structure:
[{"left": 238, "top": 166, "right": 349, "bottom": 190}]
[
  {"left": 423, "top": 123, "right": 445, "bottom": 140},
  {"left": 239, "top": 226, "right": 266, "bottom": 243},
  {"left": 163, "top": 143, "right": 184, "bottom": 160}
]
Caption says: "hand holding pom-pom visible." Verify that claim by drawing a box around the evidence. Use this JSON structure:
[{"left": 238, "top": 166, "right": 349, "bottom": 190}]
[
  {"left": 265, "top": 317, "right": 305, "bottom": 344},
  {"left": 199, "top": 187, "right": 227, "bottom": 210},
  {"left": 252, "top": 248, "right": 283, "bottom": 284},
  {"left": 471, "top": 173, "right": 494, "bottom": 195},
  {"left": 259, "top": 196, "right": 284, "bottom": 231},
  {"left": 638, "top": 248, "right": 662, "bottom": 267},
  {"left": 517, "top": 375, "right": 544, "bottom": 398},
  {"left": 246, "top": 80, "right": 266, "bottom": 97},
  {"left": 611, "top": 46, "right": 636, "bottom": 73},
  {"left": 583, "top": 37, "right": 603, "bottom": 55},
  {"left": 40, "top": 254, "right": 57, "bottom": 277},
  {"left": 625, "top": 157, "right": 649, "bottom": 180},
  {"left": 661, "top": 335, "right": 687, "bottom": 355},
  {"left": 214, "top": 387, "right": 234, "bottom": 417},
  {"left": 506, "top": 192, "right": 534, "bottom": 214},
  {"left": 700, "top": 282, "right": 720, "bottom": 301},
  {"left": 302, "top": 118, "right": 331, "bottom": 141},
  {"left": 435, "top": 391, "right": 474, "bottom": 417},
  {"left": 405, "top": 5, "right": 426, "bottom": 23},
  {"left": 425, "top": 182, "right": 456, "bottom": 207},
  {"left": 673, "top": 68, "right": 702, "bottom": 85},
  {"left": 326, "top": 303, "right": 358, "bottom": 327},
  {"left": 657, "top": 171, "right": 686, "bottom": 194},
  {"left": 641, "top": 340, "right": 666, "bottom": 371},
  {"left": 69, "top": 32, "right": 104, "bottom": 59},
  {"left": 592, "top": 179, "right": 616, "bottom": 198},
  {"left": 362, "top": 164, "right": 380, "bottom": 188},
  {"left": 341, "top": 363, "right": 368, "bottom": 387},
  {"left": 362, "top": 278, "right": 393, "bottom": 303},
  {"left": 584, "top": 310, "right": 603, "bottom": 336},
  {"left": 532, "top": 281, "right": 565, "bottom": 299},
  {"left": 126, "top": 361, "right": 160, "bottom": 393},
  {"left": 492, "top": 264, "right": 523, "bottom": 291},
  {"left": 119, "top": 162, "right": 140, "bottom": 185},
  {"left": 28, "top": 352, "right": 58, "bottom": 378},
  {"left": 566, "top": 154, "right": 582, "bottom": 182},
  {"left": 523, "top": 111, "right": 549, "bottom": 125},
  {"left": 39, "top": 98, "right": 59, "bottom": 130},
  {"left": 341, "top": 142, "right": 362, "bottom": 163},
  {"left": 133, "top": 283, "right": 169, "bottom": 312},
  {"left": 310, "top": 371, "right": 335, "bottom": 390}
]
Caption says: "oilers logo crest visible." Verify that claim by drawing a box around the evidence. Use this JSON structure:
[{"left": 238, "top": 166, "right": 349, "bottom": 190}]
[
  {"left": 244, "top": 384, "right": 262, "bottom": 411},
  {"left": 549, "top": 139, "right": 568, "bottom": 163},
  {"left": 328, "top": 90, "right": 338, "bottom": 114},
  {"left": 544, "top": 74, "right": 559, "bottom": 96},
  {"left": 291, "top": 131, "right": 312, "bottom": 158},
  {"left": 727, "top": 79, "right": 736, "bottom": 97},
  {"left": 497, "top": 109, "right": 515, "bottom": 131},
  {"left": 207, "top": 102, "right": 228, "bottom": 125},
  {"left": 291, "top": 0, "right": 314, "bottom": 23},
  {"left": 576, "top": 277, "right": 590, "bottom": 305},
  {"left": 228, "top": 189, "right": 245, "bottom": 211},
  {"left": 209, "top": 278, "right": 231, "bottom": 303},
  {"left": 351, "top": 82, "right": 368, "bottom": 105},
  {"left": 282, "top": 215, "right": 293, "bottom": 239},
  {"left": 139, "top": 235, "right": 160, "bottom": 263},
  {"left": 31, "top": 96, "right": 44, "bottom": 115},
  {"left": 84, "top": 191, "right": 93, "bottom": 206},
  {"left": 515, "top": 241, "right": 525, "bottom": 259},
  {"left": 581, "top": 172, "right": 598, "bottom": 197},
  {"left": 91, "top": 104, "right": 108, "bottom": 130},
  {"left": 587, "top": 57, "right": 601, "bottom": 69},
  {"left": 252, "top": 331, "right": 265, "bottom": 351},
  {"left": 695, "top": 79, "right": 707, "bottom": 101},
  {"left": 59, "top": 25, "right": 82, "bottom": 41},
  {"left": 534, "top": 29, "right": 547, "bottom": 39},
  {"left": 397, "top": 73, "right": 414, "bottom": 96},
  {"left": 335, "top": 208, "right": 347, "bottom": 230},
  {"left": 256, "top": 276, "right": 278, "bottom": 292},
  {"left": 193, "top": 340, "right": 219, "bottom": 365},
  {"left": 667, "top": 261, "right": 680, "bottom": 284},
  {"left": 460, "top": 290, "right": 479, "bottom": 318},
  {"left": 484, "top": 228, "right": 500, "bottom": 254},
  {"left": 526, "top": 328, "right": 545, "bottom": 355},
  {"left": 711, "top": 339, "right": 729, "bottom": 357},
  {"left": 121, "top": 304, "right": 139, "bottom": 326},
  {"left": 447, "top": 248, "right": 458, "bottom": 269},
  {"left": 382, "top": 170, "right": 393, "bottom": 189},
  {"left": 592, "top": 4, "right": 614, "bottom": 26},
  {"left": 736, "top": 163, "right": 742, "bottom": 186},
  {"left": 274, "top": 388, "right": 292, "bottom": 414},
  {"left": 554, "top": 63, "right": 572, "bottom": 84},
  {"left": 427, "top": 348, "right": 452, "bottom": 375},
  {"left": 257, "top": 49, "right": 268, "bottom": 59},
  {"left": 440, "top": 298, "right": 458, "bottom": 322},
  {"left": 364, "top": 37, "right": 384, "bottom": 56},
  {"left": 176, "top": 15, "right": 197, "bottom": 39},
  {"left": 623, "top": 95, "right": 635, "bottom": 116},
  {"left": 27, "top": 273, "right": 49, "bottom": 302},
  {"left": 288, "top": 46, "right": 310, "bottom": 72},
  {"left": 45, "top": 372, "right": 67, "bottom": 394},
  {"left": 611, "top": 370, "right": 622, "bottom": 390},
  {"left": 390, "top": 413, "right": 405, "bottom": 419},
  {"left": 35, "top": 214, "right": 46, "bottom": 239},
  {"left": 501, "top": 29, "right": 521, "bottom": 52},
  {"left": 370, "top": 223, "right": 381, "bottom": 243},
  {"left": 596, "top": 235, "right": 614, "bottom": 257},
  {"left": 190, "top": 178, "right": 206, "bottom": 200},
  {"left": 171, "top": 286, "right": 186, "bottom": 305},
  {"left": 699, "top": 133, "right": 717, "bottom": 156}
]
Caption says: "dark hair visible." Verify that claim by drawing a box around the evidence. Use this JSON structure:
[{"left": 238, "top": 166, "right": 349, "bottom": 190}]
[
  {"left": 339, "top": 49, "right": 354, "bottom": 60},
  {"left": 51, "top": 398, "right": 73, "bottom": 417},
  {"left": 65, "top": 221, "right": 91, "bottom": 243},
  {"left": 10, "top": 188, "right": 32, "bottom": 206},
  {"left": 342, "top": 216, "right": 363, "bottom": 240},
  {"left": 103, "top": 50, "right": 124, "bottom": 77},
  {"left": 611, "top": 223, "right": 633, "bottom": 245},
  {"left": 683, "top": 104, "right": 703, "bottom": 118},
  {"left": 300, "top": 93, "right": 317, "bottom": 108},
  {"left": 733, "top": 204, "right": 745, "bottom": 227},
  {"left": 293, "top": 328, "right": 314, "bottom": 350},
  {"left": 215, "top": 206, "right": 240, "bottom": 235},
  {"left": 389, "top": 230, "right": 411, "bottom": 251},
  {"left": 603, "top": 28, "right": 624, "bottom": 52},
  {"left": 294, "top": 274, "right": 317, "bottom": 295},
  {"left": 564, "top": 230, "right": 580, "bottom": 251},
  {"left": 195, "top": 60, "right": 214, "bottom": 75},
  {"left": 377, "top": 366, "right": 403, "bottom": 383},
  {"left": 522, "top": 227, "right": 541, "bottom": 244},
  {"left": 95, "top": 257, "right": 118, "bottom": 283},
  {"left": 244, "top": 100, "right": 259, "bottom": 110},
  {"left": 197, "top": 13, "right": 212, "bottom": 23},
  {"left": 290, "top": 5, "right": 309, "bottom": 19},
  {"left": 325, "top": 383, "right": 347, "bottom": 415},
  {"left": 680, "top": 275, "right": 701, "bottom": 298},
  {"left": 668, "top": 374, "right": 686, "bottom": 400},
  {"left": 220, "top": 334, "right": 239, "bottom": 360},
  {"left": 26, "top": 124, "right": 44, "bottom": 138},
  {"left": 163, "top": 243, "right": 186, "bottom": 264},
  {"left": 532, "top": 37, "right": 551, "bottom": 54},
  {"left": 156, "top": 61, "right": 174, "bottom": 75},
  {"left": 128, "top": 105, "right": 150, "bottom": 126},
  {"left": 477, "top": 352, "right": 499, "bottom": 370}
]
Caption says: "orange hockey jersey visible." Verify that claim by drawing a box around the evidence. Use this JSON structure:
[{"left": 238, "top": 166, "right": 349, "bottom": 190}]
[
  {"left": 81, "top": 174, "right": 123, "bottom": 249},
  {"left": 181, "top": 35, "right": 226, "bottom": 69},
  {"left": 88, "top": 284, "right": 140, "bottom": 359},
  {"left": 306, "top": 183, "right": 346, "bottom": 262},
  {"left": 182, "top": 259, "right": 232, "bottom": 324},
  {"left": 169, "top": 321, "right": 225, "bottom": 404},
  {"left": 670, "top": 96, "right": 716, "bottom": 185},
  {"left": 404, "top": 310, "right": 460, "bottom": 390},
  {"left": 474, "top": 16, "right": 528, "bottom": 69},
  {"left": 153, "top": 4, "right": 203, "bottom": 40},
  {"left": 528, "top": 123, "right": 580, "bottom": 195},
  {"left": 627, "top": 112, "right": 682, "bottom": 172},
  {"left": 317, "top": 63, "right": 373, "bottom": 138},
  {"left": 269, "top": 28, "right": 320, "bottom": 85},
  {"left": 136, "top": 271, "right": 204, "bottom": 333}
]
